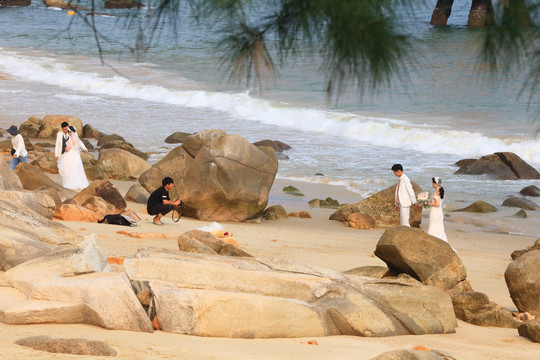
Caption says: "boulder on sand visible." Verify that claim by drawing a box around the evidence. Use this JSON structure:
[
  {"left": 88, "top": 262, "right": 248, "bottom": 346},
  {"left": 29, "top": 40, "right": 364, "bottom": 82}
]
[{"left": 138, "top": 129, "right": 278, "bottom": 222}]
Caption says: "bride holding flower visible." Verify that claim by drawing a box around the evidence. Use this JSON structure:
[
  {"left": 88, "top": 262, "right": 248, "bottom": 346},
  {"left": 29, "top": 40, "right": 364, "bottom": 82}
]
[{"left": 426, "top": 177, "right": 449, "bottom": 244}]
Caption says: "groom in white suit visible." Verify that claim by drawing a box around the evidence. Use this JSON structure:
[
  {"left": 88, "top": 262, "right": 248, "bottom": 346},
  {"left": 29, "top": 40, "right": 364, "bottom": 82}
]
[
  {"left": 55, "top": 121, "right": 70, "bottom": 161},
  {"left": 392, "top": 164, "right": 417, "bottom": 226}
]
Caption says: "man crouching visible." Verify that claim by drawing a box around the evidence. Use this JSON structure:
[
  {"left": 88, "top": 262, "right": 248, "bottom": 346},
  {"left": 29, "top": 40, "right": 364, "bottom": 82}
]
[{"left": 147, "top": 177, "right": 183, "bottom": 226}]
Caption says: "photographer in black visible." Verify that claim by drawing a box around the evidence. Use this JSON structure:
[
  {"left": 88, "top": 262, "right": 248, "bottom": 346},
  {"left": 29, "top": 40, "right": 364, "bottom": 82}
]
[{"left": 147, "top": 177, "right": 183, "bottom": 226}]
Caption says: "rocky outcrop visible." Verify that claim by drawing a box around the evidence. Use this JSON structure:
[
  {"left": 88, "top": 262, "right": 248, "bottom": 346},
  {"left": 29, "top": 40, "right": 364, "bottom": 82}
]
[
  {"left": 511, "top": 238, "right": 540, "bottom": 260},
  {"left": 0, "top": 236, "right": 154, "bottom": 332},
  {"left": 519, "top": 319, "right": 540, "bottom": 343},
  {"left": 520, "top": 185, "right": 540, "bottom": 197},
  {"left": 30, "top": 152, "right": 59, "bottom": 173},
  {"left": 0, "top": 190, "right": 56, "bottom": 219},
  {"left": 375, "top": 227, "right": 466, "bottom": 291},
  {"left": 262, "top": 205, "right": 288, "bottom": 220},
  {"left": 252, "top": 139, "right": 292, "bottom": 152},
  {"left": 15, "top": 336, "right": 117, "bottom": 357},
  {"left": 375, "top": 226, "right": 518, "bottom": 328},
  {"left": 74, "top": 180, "right": 127, "bottom": 213},
  {"left": 13, "top": 162, "right": 63, "bottom": 191},
  {"left": 330, "top": 183, "right": 422, "bottom": 228},
  {"left": 82, "top": 124, "right": 103, "bottom": 139},
  {"left": 123, "top": 248, "right": 457, "bottom": 338},
  {"left": 505, "top": 250, "right": 540, "bottom": 314},
  {"left": 164, "top": 132, "right": 191, "bottom": 144},
  {"left": 97, "top": 134, "right": 125, "bottom": 147},
  {"left": 455, "top": 152, "right": 540, "bottom": 180},
  {"left": 348, "top": 213, "right": 376, "bottom": 230},
  {"left": 0, "top": 199, "right": 77, "bottom": 246},
  {"left": 125, "top": 183, "right": 150, "bottom": 204},
  {"left": 100, "top": 140, "right": 148, "bottom": 160},
  {"left": 139, "top": 129, "right": 278, "bottom": 222},
  {"left": 104, "top": 0, "right": 144, "bottom": 9},
  {"left": 42, "top": 0, "right": 89, "bottom": 10},
  {"left": 0, "top": 158, "right": 23, "bottom": 191},
  {"left": 177, "top": 230, "right": 252, "bottom": 257},
  {"left": 98, "top": 148, "right": 151, "bottom": 180},
  {"left": 453, "top": 200, "right": 496, "bottom": 213},
  {"left": 53, "top": 203, "right": 101, "bottom": 222},
  {"left": 19, "top": 115, "right": 83, "bottom": 139},
  {"left": 0, "top": 225, "right": 53, "bottom": 271},
  {"left": 502, "top": 197, "right": 539, "bottom": 210}
]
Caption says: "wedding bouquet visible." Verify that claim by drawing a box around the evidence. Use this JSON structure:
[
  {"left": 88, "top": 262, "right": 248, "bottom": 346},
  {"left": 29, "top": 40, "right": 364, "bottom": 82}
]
[{"left": 417, "top": 192, "right": 430, "bottom": 209}]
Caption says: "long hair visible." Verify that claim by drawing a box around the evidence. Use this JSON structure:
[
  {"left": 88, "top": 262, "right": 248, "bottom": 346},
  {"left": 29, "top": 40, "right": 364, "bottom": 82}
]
[{"left": 432, "top": 177, "right": 445, "bottom": 199}]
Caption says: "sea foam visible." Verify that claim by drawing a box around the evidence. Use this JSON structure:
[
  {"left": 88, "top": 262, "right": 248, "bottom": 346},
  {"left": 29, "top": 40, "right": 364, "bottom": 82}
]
[{"left": 1, "top": 49, "right": 539, "bottom": 164}]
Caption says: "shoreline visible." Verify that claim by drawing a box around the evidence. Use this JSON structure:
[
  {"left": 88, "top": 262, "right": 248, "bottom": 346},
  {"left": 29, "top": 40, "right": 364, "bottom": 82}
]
[{"left": 1, "top": 161, "right": 539, "bottom": 359}]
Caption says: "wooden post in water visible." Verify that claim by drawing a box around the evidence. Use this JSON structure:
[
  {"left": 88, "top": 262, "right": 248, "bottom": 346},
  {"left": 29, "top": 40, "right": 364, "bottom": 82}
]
[
  {"left": 430, "top": 0, "right": 455, "bottom": 26},
  {"left": 467, "top": 0, "right": 495, "bottom": 27}
]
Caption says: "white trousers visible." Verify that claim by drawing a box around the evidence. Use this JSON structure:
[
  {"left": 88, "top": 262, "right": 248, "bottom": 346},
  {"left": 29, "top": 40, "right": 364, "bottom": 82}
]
[{"left": 400, "top": 205, "right": 411, "bottom": 226}]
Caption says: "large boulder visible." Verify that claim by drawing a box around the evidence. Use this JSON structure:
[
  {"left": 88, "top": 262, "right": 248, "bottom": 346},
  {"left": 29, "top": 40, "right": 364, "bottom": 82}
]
[
  {"left": 330, "top": 183, "right": 423, "bottom": 227},
  {"left": 505, "top": 250, "right": 540, "bottom": 314},
  {"left": 0, "top": 199, "right": 78, "bottom": 246},
  {"left": 0, "top": 190, "right": 56, "bottom": 219},
  {"left": 19, "top": 115, "right": 83, "bottom": 139},
  {"left": 97, "top": 134, "right": 125, "bottom": 147},
  {"left": 0, "top": 225, "right": 53, "bottom": 271},
  {"left": 73, "top": 180, "right": 127, "bottom": 213},
  {"left": 0, "top": 158, "right": 23, "bottom": 191},
  {"left": 13, "top": 162, "right": 63, "bottom": 191},
  {"left": 123, "top": 248, "right": 456, "bottom": 338},
  {"left": 98, "top": 148, "right": 151, "bottom": 180},
  {"left": 53, "top": 204, "right": 101, "bottom": 223},
  {"left": 125, "top": 184, "right": 150, "bottom": 204},
  {"left": 30, "top": 152, "right": 59, "bottom": 174},
  {"left": 42, "top": 0, "right": 89, "bottom": 9},
  {"left": 138, "top": 129, "right": 278, "bottom": 221},
  {"left": 454, "top": 152, "right": 540, "bottom": 180},
  {"left": 374, "top": 226, "right": 466, "bottom": 291},
  {"left": 0, "top": 236, "right": 154, "bottom": 332}
]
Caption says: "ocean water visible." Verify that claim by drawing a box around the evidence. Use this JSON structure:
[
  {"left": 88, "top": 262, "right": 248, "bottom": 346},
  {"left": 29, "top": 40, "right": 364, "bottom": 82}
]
[{"left": 0, "top": 2, "right": 539, "bottom": 234}]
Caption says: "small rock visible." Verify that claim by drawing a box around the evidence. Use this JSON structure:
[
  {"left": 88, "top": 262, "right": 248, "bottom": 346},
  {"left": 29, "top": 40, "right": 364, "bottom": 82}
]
[
  {"left": 288, "top": 211, "right": 311, "bottom": 218},
  {"left": 453, "top": 200, "right": 497, "bottom": 213},
  {"left": 520, "top": 185, "right": 540, "bottom": 197},
  {"left": 15, "top": 336, "right": 117, "bottom": 357},
  {"left": 502, "top": 197, "right": 539, "bottom": 210}
]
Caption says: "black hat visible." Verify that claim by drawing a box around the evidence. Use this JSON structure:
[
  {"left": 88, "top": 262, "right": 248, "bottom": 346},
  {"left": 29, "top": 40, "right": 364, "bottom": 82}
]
[{"left": 6, "top": 125, "right": 19, "bottom": 136}]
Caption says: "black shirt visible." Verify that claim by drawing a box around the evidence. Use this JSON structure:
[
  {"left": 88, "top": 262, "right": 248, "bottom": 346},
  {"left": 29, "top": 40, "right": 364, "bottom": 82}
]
[{"left": 147, "top": 186, "right": 170, "bottom": 213}]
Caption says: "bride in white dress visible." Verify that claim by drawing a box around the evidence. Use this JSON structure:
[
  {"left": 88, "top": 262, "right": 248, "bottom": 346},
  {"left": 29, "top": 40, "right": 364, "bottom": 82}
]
[
  {"left": 427, "top": 177, "right": 448, "bottom": 243},
  {"left": 58, "top": 126, "right": 89, "bottom": 190}
]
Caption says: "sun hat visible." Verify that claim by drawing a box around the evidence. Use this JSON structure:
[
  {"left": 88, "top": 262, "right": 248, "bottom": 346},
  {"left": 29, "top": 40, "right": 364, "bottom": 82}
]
[{"left": 6, "top": 125, "right": 19, "bottom": 136}]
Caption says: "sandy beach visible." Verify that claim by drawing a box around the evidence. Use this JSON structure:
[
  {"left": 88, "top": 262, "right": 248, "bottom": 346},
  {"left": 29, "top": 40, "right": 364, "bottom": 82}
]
[{"left": 1, "top": 174, "right": 539, "bottom": 360}]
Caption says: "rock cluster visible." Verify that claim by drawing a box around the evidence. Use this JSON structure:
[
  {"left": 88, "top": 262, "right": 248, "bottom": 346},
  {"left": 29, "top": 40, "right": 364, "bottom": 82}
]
[
  {"left": 330, "top": 183, "right": 423, "bottom": 228},
  {"left": 374, "top": 226, "right": 519, "bottom": 329}
]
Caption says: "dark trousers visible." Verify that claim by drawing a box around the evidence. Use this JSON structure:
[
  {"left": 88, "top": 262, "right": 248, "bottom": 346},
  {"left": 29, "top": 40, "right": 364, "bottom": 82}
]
[{"left": 148, "top": 203, "right": 174, "bottom": 216}]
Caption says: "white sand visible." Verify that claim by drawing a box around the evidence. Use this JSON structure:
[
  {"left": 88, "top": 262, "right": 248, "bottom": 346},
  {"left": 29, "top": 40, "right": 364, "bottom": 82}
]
[{"left": 1, "top": 176, "right": 539, "bottom": 359}]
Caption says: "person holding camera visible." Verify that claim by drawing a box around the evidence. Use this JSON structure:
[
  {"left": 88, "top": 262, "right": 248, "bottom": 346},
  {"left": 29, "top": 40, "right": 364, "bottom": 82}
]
[
  {"left": 5, "top": 125, "right": 28, "bottom": 170},
  {"left": 147, "top": 177, "right": 183, "bottom": 226}
]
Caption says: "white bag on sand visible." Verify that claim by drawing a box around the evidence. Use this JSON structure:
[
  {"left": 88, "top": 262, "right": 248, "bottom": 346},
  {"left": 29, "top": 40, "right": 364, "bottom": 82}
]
[{"left": 197, "top": 222, "right": 224, "bottom": 233}]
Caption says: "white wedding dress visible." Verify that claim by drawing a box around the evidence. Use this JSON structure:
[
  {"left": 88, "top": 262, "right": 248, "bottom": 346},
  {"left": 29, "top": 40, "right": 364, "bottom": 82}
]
[
  {"left": 427, "top": 194, "right": 448, "bottom": 243},
  {"left": 58, "top": 133, "right": 89, "bottom": 190}
]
